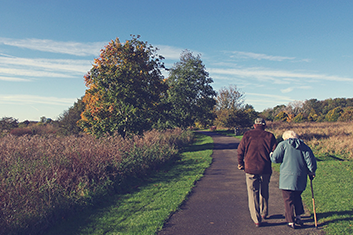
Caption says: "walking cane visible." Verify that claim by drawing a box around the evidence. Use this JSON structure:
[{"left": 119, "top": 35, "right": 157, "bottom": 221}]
[{"left": 310, "top": 178, "right": 318, "bottom": 229}]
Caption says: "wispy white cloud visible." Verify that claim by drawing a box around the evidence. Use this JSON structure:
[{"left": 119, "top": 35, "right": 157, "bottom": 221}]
[
  {"left": 208, "top": 67, "right": 353, "bottom": 83},
  {"left": 0, "top": 54, "right": 92, "bottom": 81},
  {"left": 0, "top": 94, "right": 76, "bottom": 106},
  {"left": 156, "top": 45, "right": 202, "bottom": 61},
  {"left": 281, "top": 87, "right": 294, "bottom": 93},
  {"left": 0, "top": 56, "right": 91, "bottom": 74},
  {"left": 0, "top": 76, "right": 31, "bottom": 82},
  {"left": 281, "top": 85, "right": 312, "bottom": 94},
  {"left": 156, "top": 45, "right": 183, "bottom": 60},
  {"left": 247, "top": 92, "right": 293, "bottom": 101},
  {"left": 0, "top": 67, "right": 75, "bottom": 78},
  {"left": 230, "top": 51, "right": 296, "bottom": 61},
  {"left": 245, "top": 92, "right": 295, "bottom": 110},
  {"left": 0, "top": 37, "right": 105, "bottom": 56}
]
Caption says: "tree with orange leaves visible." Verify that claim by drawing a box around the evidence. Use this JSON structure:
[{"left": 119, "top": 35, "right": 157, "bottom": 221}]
[{"left": 79, "top": 35, "right": 167, "bottom": 137}]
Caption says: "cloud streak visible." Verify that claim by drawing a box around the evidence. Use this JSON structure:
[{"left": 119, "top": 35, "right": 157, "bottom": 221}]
[
  {"left": 230, "top": 51, "right": 296, "bottom": 61},
  {"left": 245, "top": 92, "right": 295, "bottom": 110},
  {"left": 0, "top": 54, "right": 92, "bottom": 80},
  {"left": 0, "top": 37, "right": 105, "bottom": 56},
  {"left": 0, "top": 76, "right": 31, "bottom": 82},
  {"left": 208, "top": 67, "right": 353, "bottom": 83},
  {"left": 247, "top": 92, "right": 293, "bottom": 101},
  {"left": 156, "top": 45, "right": 183, "bottom": 60},
  {"left": 280, "top": 85, "right": 311, "bottom": 94},
  {"left": 0, "top": 67, "right": 76, "bottom": 78},
  {"left": 0, "top": 94, "right": 76, "bottom": 106},
  {"left": 0, "top": 56, "right": 92, "bottom": 73}
]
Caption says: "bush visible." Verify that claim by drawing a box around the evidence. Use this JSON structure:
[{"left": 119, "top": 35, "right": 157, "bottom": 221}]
[
  {"left": 325, "top": 107, "right": 343, "bottom": 122},
  {"left": 338, "top": 107, "right": 353, "bottom": 122},
  {"left": 292, "top": 113, "right": 305, "bottom": 123},
  {"left": 9, "top": 127, "right": 33, "bottom": 136},
  {"left": 273, "top": 111, "right": 288, "bottom": 122},
  {"left": 8, "top": 124, "right": 58, "bottom": 137}
]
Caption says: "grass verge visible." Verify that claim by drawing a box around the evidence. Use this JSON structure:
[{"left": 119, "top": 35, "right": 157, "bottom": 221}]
[
  {"left": 45, "top": 132, "right": 213, "bottom": 235},
  {"left": 301, "top": 161, "right": 353, "bottom": 235}
]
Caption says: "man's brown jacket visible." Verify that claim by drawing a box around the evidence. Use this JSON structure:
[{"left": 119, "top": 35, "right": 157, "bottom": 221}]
[{"left": 237, "top": 126, "right": 277, "bottom": 175}]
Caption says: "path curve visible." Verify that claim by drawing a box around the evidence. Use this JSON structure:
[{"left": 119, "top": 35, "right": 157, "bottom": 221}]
[{"left": 158, "top": 131, "right": 322, "bottom": 235}]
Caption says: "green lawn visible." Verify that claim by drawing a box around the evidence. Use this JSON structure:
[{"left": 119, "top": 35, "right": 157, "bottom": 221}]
[
  {"left": 301, "top": 160, "right": 353, "bottom": 234},
  {"left": 46, "top": 132, "right": 213, "bottom": 235}
]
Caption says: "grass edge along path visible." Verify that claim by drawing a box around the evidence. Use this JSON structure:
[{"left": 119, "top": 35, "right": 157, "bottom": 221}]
[
  {"left": 301, "top": 161, "right": 353, "bottom": 235},
  {"left": 46, "top": 132, "right": 213, "bottom": 235}
]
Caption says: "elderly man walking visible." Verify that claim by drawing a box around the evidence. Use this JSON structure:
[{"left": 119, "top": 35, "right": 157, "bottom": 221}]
[{"left": 237, "top": 118, "right": 277, "bottom": 227}]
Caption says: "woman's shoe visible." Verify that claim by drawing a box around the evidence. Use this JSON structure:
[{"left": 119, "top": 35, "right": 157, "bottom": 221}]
[{"left": 295, "top": 218, "right": 304, "bottom": 226}]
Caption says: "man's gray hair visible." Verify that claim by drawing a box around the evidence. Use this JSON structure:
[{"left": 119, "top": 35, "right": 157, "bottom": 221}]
[{"left": 282, "top": 130, "right": 299, "bottom": 140}]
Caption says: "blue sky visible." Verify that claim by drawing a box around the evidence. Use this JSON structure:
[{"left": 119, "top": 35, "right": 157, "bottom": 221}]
[{"left": 1, "top": 1, "right": 353, "bottom": 121}]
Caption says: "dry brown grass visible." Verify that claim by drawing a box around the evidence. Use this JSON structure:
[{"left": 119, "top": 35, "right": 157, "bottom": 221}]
[
  {"left": 266, "top": 121, "right": 353, "bottom": 159},
  {"left": 0, "top": 128, "right": 193, "bottom": 234}
]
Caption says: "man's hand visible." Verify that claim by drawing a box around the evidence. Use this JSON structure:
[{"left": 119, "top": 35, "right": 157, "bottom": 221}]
[{"left": 238, "top": 164, "right": 244, "bottom": 170}]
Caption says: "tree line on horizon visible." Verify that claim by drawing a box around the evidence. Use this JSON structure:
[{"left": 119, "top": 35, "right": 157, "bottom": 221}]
[
  {"left": 2, "top": 95, "right": 353, "bottom": 136},
  {"left": 1, "top": 35, "right": 353, "bottom": 136},
  {"left": 260, "top": 97, "right": 353, "bottom": 123}
]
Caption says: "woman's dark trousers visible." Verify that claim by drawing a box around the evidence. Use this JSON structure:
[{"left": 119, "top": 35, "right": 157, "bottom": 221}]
[{"left": 281, "top": 190, "right": 304, "bottom": 223}]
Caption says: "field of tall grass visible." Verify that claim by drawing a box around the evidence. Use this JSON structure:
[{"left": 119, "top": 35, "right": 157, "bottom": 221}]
[
  {"left": 45, "top": 133, "right": 213, "bottom": 235},
  {"left": 0, "top": 128, "right": 193, "bottom": 235},
  {"left": 267, "top": 121, "right": 353, "bottom": 160}
]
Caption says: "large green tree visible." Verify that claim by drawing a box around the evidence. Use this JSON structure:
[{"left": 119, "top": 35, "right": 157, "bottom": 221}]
[
  {"left": 79, "top": 35, "right": 167, "bottom": 137},
  {"left": 166, "top": 50, "right": 216, "bottom": 128}
]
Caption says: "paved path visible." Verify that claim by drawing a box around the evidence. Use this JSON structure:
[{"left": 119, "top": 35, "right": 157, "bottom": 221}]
[{"left": 158, "top": 132, "right": 323, "bottom": 235}]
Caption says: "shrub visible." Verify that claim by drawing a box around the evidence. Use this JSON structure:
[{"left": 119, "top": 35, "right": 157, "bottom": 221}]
[
  {"left": 292, "top": 113, "right": 305, "bottom": 123},
  {"left": 273, "top": 111, "right": 288, "bottom": 122},
  {"left": 338, "top": 107, "right": 353, "bottom": 122},
  {"left": 9, "top": 127, "right": 33, "bottom": 136},
  {"left": 325, "top": 107, "right": 343, "bottom": 122}
]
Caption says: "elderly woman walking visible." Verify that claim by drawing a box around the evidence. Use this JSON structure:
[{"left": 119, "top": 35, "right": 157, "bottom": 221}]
[{"left": 270, "top": 130, "right": 317, "bottom": 229}]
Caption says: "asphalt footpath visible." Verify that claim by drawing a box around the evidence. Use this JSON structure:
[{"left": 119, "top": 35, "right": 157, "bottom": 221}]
[{"left": 158, "top": 131, "right": 323, "bottom": 235}]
